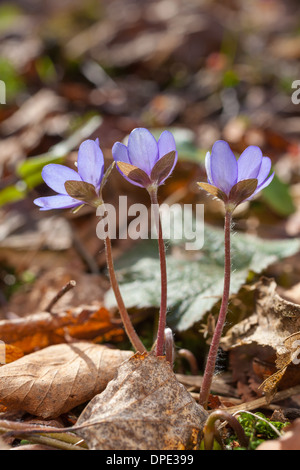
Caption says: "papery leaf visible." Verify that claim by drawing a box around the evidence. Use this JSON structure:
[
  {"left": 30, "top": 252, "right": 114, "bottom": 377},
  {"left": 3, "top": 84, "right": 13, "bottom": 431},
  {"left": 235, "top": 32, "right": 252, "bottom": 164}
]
[
  {"left": 261, "top": 331, "right": 300, "bottom": 400},
  {"left": 117, "top": 162, "right": 151, "bottom": 187},
  {"left": 151, "top": 151, "right": 176, "bottom": 184},
  {"left": 222, "top": 278, "right": 300, "bottom": 401},
  {"left": 0, "top": 305, "right": 125, "bottom": 354},
  {"left": 64, "top": 180, "right": 98, "bottom": 204},
  {"left": 0, "top": 342, "right": 132, "bottom": 418},
  {"left": 228, "top": 179, "right": 258, "bottom": 206},
  {"left": 197, "top": 182, "right": 227, "bottom": 202},
  {"left": 75, "top": 353, "right": 208, "bottom": 450}
]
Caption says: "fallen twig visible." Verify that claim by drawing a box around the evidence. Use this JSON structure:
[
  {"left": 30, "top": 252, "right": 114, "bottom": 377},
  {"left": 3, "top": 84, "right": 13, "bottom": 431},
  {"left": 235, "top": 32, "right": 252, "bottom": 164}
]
[{"left": 46, "top": 280, "right": 77, "bottom": 313}]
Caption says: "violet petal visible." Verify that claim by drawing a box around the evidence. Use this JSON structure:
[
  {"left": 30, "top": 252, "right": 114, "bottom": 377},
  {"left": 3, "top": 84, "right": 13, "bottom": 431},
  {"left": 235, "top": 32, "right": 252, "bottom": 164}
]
[
  {"left": 42, "top": 164, "right": 82, "bottom": 195},
  {"left": 237, "top": 146, "right": 263, "bottom": 181},
  {"left": 253, "top": 171, "right": 275, "bottom": 195},
  {"left": 112, "top": 142, "right": 131, "bottom": 164},
  {"left": 34, "top": 194, "right": 82, "bottom": 211},
  {"left": 156, "top": 131, "right": 177, "bottom": 184},
  {"left": 77, "top": 139, "right": 104, "bottom": 191},
  {"left": 256, "top": 156, "right": 272, "bottom": 187},
  {"left": 205, "top": 151, "right": 213, "bottom": 185},
  {"left": 210, "top": 140, "right": 238, "bottom": 195},
  {"left": 127, "top": 128, "right": 159, "bottom": 176},
  {"left": 157, "top": 130, "right": 176, "bottom": 159}
]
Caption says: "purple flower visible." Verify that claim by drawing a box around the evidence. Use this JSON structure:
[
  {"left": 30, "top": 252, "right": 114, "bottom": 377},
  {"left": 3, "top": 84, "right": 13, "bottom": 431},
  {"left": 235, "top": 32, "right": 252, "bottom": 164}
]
[
  {"left": 34, "top": 139, "right": 104, "bottom": 211},
  {"left": 112, "top": 128, "right": 177, "bottom": 189},
  {"left": 199, "top": 140, "right": 274, "bottom": 209}
]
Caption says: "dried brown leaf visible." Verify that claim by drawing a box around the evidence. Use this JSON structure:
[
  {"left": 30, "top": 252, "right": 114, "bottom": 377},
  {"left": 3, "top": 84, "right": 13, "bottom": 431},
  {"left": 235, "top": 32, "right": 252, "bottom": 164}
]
[
  {"left": 222, "top": 277, "right": 300, "bottom": 351},
  {"left": 221, "top": 278, "right": 300, "bottom": 399},
  {"left": 0, "top": 305, "right": 124, "bottom": 354},
  {"left": 0, "top": 344, "right": 24, "bottom": 366},
  {"left": 75, "top": 352, "right": 208, "bottom": 450},
  {"left": 0, "top": 342, "right": 132, "bottom": 418},
  {"left": 261, "top": 332, "right": 300, "bottom": 400}
]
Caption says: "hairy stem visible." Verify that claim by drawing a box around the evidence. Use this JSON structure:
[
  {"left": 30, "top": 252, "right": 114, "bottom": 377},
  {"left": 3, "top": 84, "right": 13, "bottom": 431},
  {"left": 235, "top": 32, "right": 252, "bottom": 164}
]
[
  {"left": 104, "top": 234, "right": 145, "bottom": 353},
  {"left": 199, "top": 210, "right": 232, "bottom": 409},
  {"left": 149, "top": 189, "right": 168, "bottom": 357}
]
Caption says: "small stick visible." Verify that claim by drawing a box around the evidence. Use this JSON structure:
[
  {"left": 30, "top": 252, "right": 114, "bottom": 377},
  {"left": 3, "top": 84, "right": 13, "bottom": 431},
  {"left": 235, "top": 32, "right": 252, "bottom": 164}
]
[
  {"left": 46, "top": 280, "right": 77, "bottom": 313},
  {"left": 223, "top": 384, "right": 300, "bottom": 414}
]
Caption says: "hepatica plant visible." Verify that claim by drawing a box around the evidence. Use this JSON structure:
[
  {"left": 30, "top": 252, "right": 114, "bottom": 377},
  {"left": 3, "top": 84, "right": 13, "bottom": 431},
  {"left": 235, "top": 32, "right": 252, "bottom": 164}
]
[
  {"left": 112, "top": 128, "right": 177, "bottom": 356},
  {"left": 198, "top": 140, "right": 274, "bottom": 408},
  {"left": 34, "top": 131, "right": 273, "bottom": 413}
]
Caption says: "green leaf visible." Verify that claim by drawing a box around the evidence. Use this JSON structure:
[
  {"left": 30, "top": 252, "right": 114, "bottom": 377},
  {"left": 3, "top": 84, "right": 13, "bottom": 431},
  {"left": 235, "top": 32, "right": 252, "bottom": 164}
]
[
  {"left": 262, "top": 173, "right": 295, "bottom": 216},
  {"left": 0, "top": 184, "right": 25, "bottom": 206},
  {"left": 17, "top": 154, "right": 64, "bottom": 181},
  {"left": 105, "top": 220, "right": 300, "bottom": 331}
]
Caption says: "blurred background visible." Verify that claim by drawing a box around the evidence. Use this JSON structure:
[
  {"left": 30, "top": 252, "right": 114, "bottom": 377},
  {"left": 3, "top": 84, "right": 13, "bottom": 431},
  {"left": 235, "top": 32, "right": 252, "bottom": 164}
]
[{"left": 1, "top": 0, "right": 300, "bottom": 359}]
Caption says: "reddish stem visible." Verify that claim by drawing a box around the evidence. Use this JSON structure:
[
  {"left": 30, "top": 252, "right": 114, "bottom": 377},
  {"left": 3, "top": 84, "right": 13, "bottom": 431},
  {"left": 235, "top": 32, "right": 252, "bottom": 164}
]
[
  {"left": 203, "top": 410, "right": 248, "bottom": 450},
  {"left": 199, "top": 210, "right": 232, "bottom": 408},
  {"left": 104, "top": 235, "right": 145, "bottom": 353},
  {"left": 149, "top": 189, "right": 168, "bottom": 357}
]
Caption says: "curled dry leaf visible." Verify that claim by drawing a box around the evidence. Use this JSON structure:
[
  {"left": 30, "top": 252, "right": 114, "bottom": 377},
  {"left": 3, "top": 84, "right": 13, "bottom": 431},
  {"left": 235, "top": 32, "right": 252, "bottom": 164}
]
[
  {"left": 0, "top": 342, "right": 132, "bottom": 418},
  {"left": 0, "top": 344, "right": 24, "bottom": 365},
  {"left": 221, "top": 277, "right": 300, "bottom": 399},
  {"left": 74, "top": 352, "right": 208, "bottom": 450},
  {"left": 0, "top": 306, "right": 125, "bottom": 354}
]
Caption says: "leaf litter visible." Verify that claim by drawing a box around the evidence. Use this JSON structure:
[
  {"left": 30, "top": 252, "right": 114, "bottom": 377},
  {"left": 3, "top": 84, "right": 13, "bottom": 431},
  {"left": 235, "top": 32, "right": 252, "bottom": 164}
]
[
  {"left": 1, "top": 0, "right": 300, "bottom": 451},
  {"left": 0, "top": 342, "right": 132, "bottom": 418}
]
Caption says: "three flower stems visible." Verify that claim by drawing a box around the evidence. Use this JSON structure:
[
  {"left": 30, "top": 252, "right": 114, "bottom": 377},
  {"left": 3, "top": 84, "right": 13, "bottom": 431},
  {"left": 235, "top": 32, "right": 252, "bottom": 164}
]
[{"left": 199, "top": 209, "right": 232, "bottom": 408}]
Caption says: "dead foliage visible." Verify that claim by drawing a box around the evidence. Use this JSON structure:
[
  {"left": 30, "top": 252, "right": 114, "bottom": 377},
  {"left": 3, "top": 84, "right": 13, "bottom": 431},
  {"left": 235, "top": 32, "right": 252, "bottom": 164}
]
[
  {"left": 75, "top": 352, "right": 208, "bottom": 450},
  {"left": 0, "top": 342, "right": 132, "bottom": 418}
]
